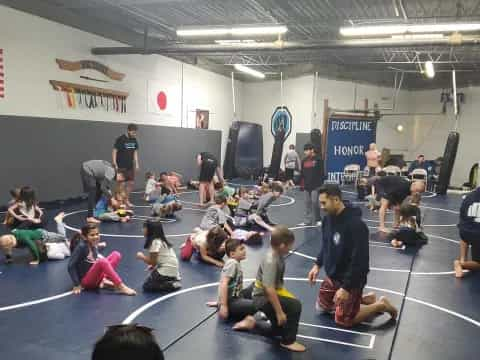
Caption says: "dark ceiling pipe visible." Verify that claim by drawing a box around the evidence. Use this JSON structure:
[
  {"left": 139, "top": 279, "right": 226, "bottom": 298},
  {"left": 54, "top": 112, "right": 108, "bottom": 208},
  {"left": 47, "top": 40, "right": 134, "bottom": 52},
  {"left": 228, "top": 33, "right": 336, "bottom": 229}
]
[{"left": 92, "top": 36, "right": 480, "bottom": 55}]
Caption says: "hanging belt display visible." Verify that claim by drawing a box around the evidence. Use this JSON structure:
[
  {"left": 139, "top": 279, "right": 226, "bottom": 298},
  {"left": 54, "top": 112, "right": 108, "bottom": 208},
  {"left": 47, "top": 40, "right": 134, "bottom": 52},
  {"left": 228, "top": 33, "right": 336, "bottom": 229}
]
[{"left": 49, "top": 80, "right": 128, "bottom": 113}]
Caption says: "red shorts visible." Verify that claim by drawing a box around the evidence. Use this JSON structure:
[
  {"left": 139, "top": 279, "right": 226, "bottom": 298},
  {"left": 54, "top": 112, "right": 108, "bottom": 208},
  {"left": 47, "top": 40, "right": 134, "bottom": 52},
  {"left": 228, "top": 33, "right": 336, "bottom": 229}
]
[{"left": 317, "top": 277, "right": 363, "bottom": 327}]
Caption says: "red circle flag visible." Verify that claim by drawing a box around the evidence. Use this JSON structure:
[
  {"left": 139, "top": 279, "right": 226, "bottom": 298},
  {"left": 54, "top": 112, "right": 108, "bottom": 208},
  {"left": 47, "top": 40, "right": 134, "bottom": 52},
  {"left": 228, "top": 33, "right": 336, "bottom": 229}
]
[{"left": 157, "top": 91, "right": 167, "bottom": 110}]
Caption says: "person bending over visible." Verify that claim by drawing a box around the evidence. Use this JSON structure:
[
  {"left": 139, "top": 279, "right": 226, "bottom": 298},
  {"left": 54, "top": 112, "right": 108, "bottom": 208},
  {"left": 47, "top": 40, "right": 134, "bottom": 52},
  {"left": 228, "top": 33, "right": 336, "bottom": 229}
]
[
  {"left": 197, "top": 152, "right": 223, "bottom": 206},
  {"left": 373, "top": 176, "right": 425, "bottom": 232}
]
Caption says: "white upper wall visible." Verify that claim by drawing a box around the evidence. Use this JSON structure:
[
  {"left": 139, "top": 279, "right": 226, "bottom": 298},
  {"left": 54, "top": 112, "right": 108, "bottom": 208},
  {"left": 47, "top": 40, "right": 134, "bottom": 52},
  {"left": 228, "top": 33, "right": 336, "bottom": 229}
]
[
  {"left": 243, "top": 74, "right": 414, "bottom": 164},
  {"left": 411, "top": 87, "right": 479, "bottom": 186},
  {"left": 0, "top": 5, "right": 242, "bottom": 161}
]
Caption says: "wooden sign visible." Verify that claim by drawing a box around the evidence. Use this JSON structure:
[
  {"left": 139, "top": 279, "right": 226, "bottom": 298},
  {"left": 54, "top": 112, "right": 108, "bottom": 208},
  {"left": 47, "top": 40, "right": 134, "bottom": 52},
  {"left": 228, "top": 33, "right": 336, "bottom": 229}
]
[{"left": 56, "top": 59, "right": 125, "bottom": 81}]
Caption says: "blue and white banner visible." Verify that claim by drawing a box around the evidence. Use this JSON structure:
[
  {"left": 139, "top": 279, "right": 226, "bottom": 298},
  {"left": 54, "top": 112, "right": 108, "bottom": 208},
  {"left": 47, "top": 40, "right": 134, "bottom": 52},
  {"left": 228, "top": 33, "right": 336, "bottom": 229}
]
[{"left": 325, "top": 117, "right": 377, "bottom": 183}]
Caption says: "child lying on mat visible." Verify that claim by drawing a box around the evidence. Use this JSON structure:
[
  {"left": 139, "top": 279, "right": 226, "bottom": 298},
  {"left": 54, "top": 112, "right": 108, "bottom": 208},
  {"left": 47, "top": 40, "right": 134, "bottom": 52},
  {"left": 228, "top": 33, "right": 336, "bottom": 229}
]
[
  {"left": 181, "top": 226, "right": 229, "bottom": 267},
  {"left": 0, "top": 213, "right": 75, "bottom": 264},
  {"left": 233, "top": 184, "right": 283, "bottom": 232},
  {"left": 388, "top": 203, "right": 427, "bottom": 248}
]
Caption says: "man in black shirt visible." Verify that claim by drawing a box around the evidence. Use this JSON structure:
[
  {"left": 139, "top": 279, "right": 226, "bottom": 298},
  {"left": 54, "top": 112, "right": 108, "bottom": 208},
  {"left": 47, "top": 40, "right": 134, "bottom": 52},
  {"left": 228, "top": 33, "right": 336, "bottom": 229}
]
[
  {"left": 197, "top": 152, "right": 223, "bottom": 206},
  {"left": 112, "top": 124, "right": 139, "bottom": 205},
  {"left": 307, "top": 184, "right": 397, "bottom": 327},
  {"left": 374, "top": 176, "right": 425, "bottom": 232},
  {"left": 298, "top": 143, "right": 324, "bottom": 226}
]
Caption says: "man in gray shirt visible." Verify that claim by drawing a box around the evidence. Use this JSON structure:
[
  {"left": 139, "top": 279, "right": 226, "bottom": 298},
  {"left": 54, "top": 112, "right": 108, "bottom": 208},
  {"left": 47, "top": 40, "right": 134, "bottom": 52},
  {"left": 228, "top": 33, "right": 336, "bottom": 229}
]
[
  {"left": 284, "top": 144, "right": 301, "bottom": 187},
  {"left": 80, "top": 160, "right": 116, "bottom": 223}
]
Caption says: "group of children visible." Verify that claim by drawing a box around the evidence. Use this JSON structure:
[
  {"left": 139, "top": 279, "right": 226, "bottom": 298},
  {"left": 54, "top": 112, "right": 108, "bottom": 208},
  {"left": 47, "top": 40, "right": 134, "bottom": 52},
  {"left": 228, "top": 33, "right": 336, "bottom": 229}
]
[
  {"left": 180, "top": 181, "right": 284, "bottom": 267},
  {"left": 145, "top": 171, "right": 183, "bottom": 218}
]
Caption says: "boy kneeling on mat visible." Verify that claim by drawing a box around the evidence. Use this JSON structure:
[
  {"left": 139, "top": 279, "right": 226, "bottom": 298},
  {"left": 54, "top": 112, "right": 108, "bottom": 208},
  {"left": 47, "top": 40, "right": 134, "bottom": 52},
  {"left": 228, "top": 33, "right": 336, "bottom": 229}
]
[
  {"left": 252, "top": 226, "right": 306, "bottom": 352},
  {"left": 308, "top": 184, "right": 398, "bottom": 328}
]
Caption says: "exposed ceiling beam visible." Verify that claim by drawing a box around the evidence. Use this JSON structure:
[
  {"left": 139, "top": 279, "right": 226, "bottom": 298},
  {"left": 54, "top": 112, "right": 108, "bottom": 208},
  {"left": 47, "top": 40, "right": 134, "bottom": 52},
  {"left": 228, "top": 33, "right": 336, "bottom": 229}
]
[{"left": 92, "top": 36, "right": 480, "bottom": 56}]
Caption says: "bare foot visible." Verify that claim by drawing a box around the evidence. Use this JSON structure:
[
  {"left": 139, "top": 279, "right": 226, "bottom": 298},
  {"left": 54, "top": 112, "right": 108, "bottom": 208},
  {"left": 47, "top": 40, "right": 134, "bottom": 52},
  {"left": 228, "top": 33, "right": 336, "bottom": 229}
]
[
  {"left": 100, "top": 279, "right": 116, "bottom": 289},
  {"left": 379, "top": 296, "right": 398, "bottom": 320},
  {"left": 233, "top": 315, "right": 256, "bottom": 331},
  {"left": 362, "top": 292, "right": 377, "bottom": 305},
  {"left": 454, "top": 260, "right": 464, "bottom": 278},
  {"left": 86, "top": 217, "right": 101, "bottom": 224},
  {"left": 54, "top": 212, "right": 65, "bottom": 223},
  {"left": 280, "top": 342, "right": 306, "bottom": 352},
  {"left": 206, "top": 301, "right": 218, "bottom": 308},
  {"left": 116, "top": 284, "right": 137, "bottom": 296}
]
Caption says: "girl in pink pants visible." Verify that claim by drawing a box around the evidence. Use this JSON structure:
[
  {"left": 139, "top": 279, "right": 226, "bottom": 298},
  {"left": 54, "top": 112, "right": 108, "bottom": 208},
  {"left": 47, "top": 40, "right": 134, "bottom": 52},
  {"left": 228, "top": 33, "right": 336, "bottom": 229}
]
[{"left": 68, "top": 223, "right": 136, "bottom": 296}]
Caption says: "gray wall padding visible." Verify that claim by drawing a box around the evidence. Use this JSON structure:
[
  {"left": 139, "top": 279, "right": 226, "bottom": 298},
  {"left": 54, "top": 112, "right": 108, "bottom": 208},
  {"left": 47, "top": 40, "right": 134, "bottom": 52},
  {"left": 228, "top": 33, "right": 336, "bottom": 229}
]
[{"left": 0, "top": 115, "right": 221, "bottom": 204}]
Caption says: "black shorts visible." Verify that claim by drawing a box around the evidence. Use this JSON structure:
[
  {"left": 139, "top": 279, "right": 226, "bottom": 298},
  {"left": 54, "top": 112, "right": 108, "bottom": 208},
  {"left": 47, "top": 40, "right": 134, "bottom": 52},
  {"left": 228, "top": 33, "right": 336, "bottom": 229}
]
[
  {"left": 459, "top": 230, "right": 480, "bottom": 261},
  {"left": 199, "top": 159, "right": 217, "bottom": 182},
  {"left": 285, "top": 168, "right": 295, "bottom": 181}
]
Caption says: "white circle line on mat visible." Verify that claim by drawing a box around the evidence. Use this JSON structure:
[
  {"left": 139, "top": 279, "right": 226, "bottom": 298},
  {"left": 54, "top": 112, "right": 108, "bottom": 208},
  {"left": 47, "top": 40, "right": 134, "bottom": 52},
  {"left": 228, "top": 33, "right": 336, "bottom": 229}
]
[
  {"left": 290, "top": 250, "right": 460, "bottom": 276},
  {"left": 362, "top": 218, "right": 457, "bottom": 227},
  {"left": 122, "top": 277, "right": 404, "bottom": 325},
  {"left": 122, "top": 277, "right": 480, "bottom": 329},
  {"left": 63, "top": 209, "right": 318, "bottom": 238},
  {"left": 0, "top": 291, "right": 73, "bottom": 312}
]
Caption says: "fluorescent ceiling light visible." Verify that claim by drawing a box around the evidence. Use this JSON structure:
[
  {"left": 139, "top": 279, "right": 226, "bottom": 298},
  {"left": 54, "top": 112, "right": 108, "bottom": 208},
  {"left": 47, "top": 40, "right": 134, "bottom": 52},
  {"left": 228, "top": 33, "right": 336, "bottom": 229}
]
[
  {"left": 177, "top": 25, "right": 287, "bottom": 37},
  {"left": 340, "top": 23, "right": 480, "bottom": 37},
  {"left": 391, "top": 33, "right": 445, "bottom": 40},
  {"left": 424, "top": 61, "right": 435, "bottom": 79},
  {"left": 233, "top": 64, "right": 265, "bottom": 79}
]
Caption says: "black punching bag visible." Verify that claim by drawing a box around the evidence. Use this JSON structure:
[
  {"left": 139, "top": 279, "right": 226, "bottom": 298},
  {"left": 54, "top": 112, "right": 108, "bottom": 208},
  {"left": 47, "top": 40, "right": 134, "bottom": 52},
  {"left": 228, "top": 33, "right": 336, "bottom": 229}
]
[
  {"left": 437, "top": 131, "right": 460, "bottom": 195},
  {"left": 223, "top": 122, "right": 240, "bottom": 179},
  {"left": 310, "top": 128, "right": 323, "bottom": 159},
  {"left": 268, "top": 125, "right": 286, "bottom": 180}
]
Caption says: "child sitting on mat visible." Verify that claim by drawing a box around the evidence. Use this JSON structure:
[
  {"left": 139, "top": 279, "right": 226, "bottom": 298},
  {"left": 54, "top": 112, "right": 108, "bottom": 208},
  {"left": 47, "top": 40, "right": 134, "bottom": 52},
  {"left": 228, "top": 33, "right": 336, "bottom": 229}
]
[
  {"left": 150, "top": 182, "right": 182, "bottom": 218},
  {"left": 7, "top": 186, "right": 44, "bottom": 230},
  {"left": 68, "top": 223, "right": 136, "bottom": 296},
  {"left": 188, "top": 226, "right": 228, "bottom": 267},
  {"left": 98, "top": 185, "right": 133, "bottom": 223},
  {"left": 252, "top": 226, "right": 305, "bottom": 352},
  {"left": 159, "top": 172, "right": 185, "bottom": 194},
  {"left": 199, "top": 194, "right": 233, "bottom": 235},
  {"left": 206, "top": 238, "right": 259, "bottom": 330},
  {"left": 389, "top": 204, "right": 427, "bottom": 248},
  {"left": 136, "top": 220, "right": 181, "bottom": 292},
  {"left": 144, "top": 171, "right": 157, "bottom": 202}
]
